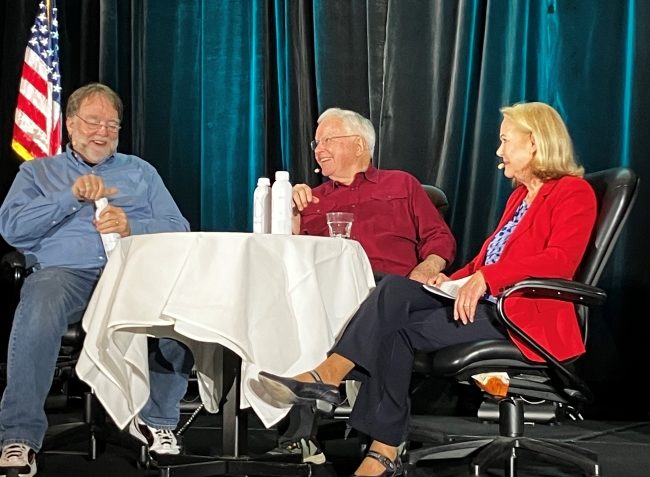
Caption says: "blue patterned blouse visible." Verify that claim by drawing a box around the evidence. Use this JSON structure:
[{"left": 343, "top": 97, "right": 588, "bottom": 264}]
[{"left": 482, "top": 200, "right": 530, "bottom": 302}]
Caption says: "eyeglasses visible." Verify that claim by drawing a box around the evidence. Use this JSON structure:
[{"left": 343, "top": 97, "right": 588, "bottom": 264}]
[
  {"left": 75, "top": 115, "right": 121, "bottom": 133},
  {"left": 310, "top": 135, "right": 358, "bottom": 151}
]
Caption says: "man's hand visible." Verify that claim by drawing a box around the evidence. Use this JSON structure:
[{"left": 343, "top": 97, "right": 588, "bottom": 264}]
[
  {"left": 291, "top": 184, "right": 320, "bottom": 234},
  {"left": 95, "top": 204, "right": 131, "bottom": 237},
  {"left": 408, "top": 254, "right": 446, "bottom": 284},
  {"left": 72, "top": 174, "right": 118, "bottom": 202},
  {"left": 292, "top": 184, "right": 320, "bottom": 211},
  {"left": 426, "top": 272, "right": 450, "bottom": 287}
]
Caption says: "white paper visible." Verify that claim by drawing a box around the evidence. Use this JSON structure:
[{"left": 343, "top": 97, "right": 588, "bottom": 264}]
[
  {"left": 422, "top": 275, "right": 472, "bottom": 300},
  {"left": 94, "top": 198, "right": 120, "bottom": 255}
]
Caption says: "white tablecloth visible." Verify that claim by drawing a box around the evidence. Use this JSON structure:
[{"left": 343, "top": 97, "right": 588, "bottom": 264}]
[{"left": 75, "top": 232, "right": 375, "bottom": 429}]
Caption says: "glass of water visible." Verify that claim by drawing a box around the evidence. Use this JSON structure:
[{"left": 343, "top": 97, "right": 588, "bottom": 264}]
[{"left": 326, "top": 212, "right": 354, "bottom": 238}]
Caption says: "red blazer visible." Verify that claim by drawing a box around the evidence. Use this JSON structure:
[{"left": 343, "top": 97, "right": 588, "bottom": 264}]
[{"left": 451, "top": 176, "right": 597, "bottom": 362}]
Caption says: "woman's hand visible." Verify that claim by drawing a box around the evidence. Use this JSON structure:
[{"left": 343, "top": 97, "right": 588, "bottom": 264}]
[{"left": 453, "top": 271, "right": 487, "bottom": 324}]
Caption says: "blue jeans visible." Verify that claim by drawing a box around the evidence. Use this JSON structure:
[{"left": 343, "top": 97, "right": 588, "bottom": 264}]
[
  {"left": 0, "top": 267, "right": 101, "bottom": 451},
  {"left": 0, "top": 267, "right": 194, "bottom": 450},
  {"left": 139, "top": 338, "right": 194, "bottom": 430}
]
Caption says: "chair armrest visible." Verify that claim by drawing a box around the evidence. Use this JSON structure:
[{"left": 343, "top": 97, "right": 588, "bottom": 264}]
[
  {"left": 1, "top": 250, "right": 27, "bottom": 286},
  {"left": 495, "top": 277, "right": 605, "bottom": 404},
  {"left": 499, "top": 278, "right": 606, "bottom": 306}
]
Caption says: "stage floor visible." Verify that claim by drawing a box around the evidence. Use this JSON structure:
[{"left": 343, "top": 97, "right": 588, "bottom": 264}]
[{"left": 37, "top": 407, "right": 650, "bottom": 477}]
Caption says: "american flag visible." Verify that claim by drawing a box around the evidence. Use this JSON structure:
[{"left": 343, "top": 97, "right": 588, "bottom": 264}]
[{"left": 12, "top": 0, "right": 62, "bottom": 161}]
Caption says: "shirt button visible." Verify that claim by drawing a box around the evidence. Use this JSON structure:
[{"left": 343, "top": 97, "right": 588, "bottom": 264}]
[
  {"left": 72, "top": 206, "right": 77, "bottom": 211},
  {"left": 99, "top": 256, "right": 105, "bottom": 260},
  {"left": 51, "top": 220, "right": 56, "bottom": 224}
]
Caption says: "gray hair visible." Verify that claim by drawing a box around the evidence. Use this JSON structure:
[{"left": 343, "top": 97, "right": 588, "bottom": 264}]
[
  {"left": 66, "top": 83, "right": 123, "bottom": 121},
  {"left": 318, "top": 108, "right": 376, "bottom": 158}
]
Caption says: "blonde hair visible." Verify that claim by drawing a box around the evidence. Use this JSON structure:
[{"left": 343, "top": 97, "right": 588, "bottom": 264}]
[
  {"left": 318, "top": 108, "right": 376, "bottom": 158},
  {"left": 500, "top": 102, "right": 584, "bottom": 181}
]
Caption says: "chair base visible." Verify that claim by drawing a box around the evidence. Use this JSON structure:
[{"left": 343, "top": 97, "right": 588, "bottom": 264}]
[
  {"left": 42, "top": 391, "right": 106, "bottom": 460},
  {"left": 406, "top": 397, "right": 600, "bottom": 477},
  {"left": 406, "top": 436, "right": 599, "bottom": 477},
  {"left": 477, "top": 398, "right": 565, "bottom": 424}
]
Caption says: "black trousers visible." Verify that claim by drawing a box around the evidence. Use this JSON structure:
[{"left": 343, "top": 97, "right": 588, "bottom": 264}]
[
  {"left": 277, "top": 404, "right": 318, "bottom": 445},
  {"left": 332, "top": 274, "right": 508, "bottom": 446}
]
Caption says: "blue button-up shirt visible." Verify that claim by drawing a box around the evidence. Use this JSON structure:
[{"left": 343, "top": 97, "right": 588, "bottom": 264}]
[{"left": 0, "top": 145, "right": 190, "bottom": 270}]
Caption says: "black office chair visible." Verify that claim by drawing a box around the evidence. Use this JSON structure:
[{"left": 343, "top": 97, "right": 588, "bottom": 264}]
[
  {"left": 0, "top": 251, "right": 105, "bottom": 460},
  {"left": 422, "top": 184, "right": 450, "bottom": 219},
  {"left": 406, "top": 167, "right": 639, "bottom": 477}
]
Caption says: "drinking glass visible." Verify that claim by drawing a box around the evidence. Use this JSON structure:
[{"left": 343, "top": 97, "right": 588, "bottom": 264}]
[{"left": 326, "top": 212, "right": 354, "bottom": 238}]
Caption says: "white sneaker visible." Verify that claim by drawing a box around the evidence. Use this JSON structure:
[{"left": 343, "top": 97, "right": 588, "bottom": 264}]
[
  {"left": 0, "top": 443, "right": 37, "bottom": 477},
  {"left": 128, "top": 416, "right": 181, "bottom": 455}
]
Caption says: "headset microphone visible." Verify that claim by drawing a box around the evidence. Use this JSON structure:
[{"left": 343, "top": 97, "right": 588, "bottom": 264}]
[
  {"left": 314, "top": 168, "right": 321, "bottom": 173},
  {"left": 497, "top": 163, "right": 505, "bottom": 170}
]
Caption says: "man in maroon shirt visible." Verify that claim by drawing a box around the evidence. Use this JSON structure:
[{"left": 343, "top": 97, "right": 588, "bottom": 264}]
[{"left": 266, "top": 108, "right": 456, "bottom": 463}]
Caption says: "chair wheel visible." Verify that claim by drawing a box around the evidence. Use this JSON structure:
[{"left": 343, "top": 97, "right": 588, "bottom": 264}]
[
  {"left": 136, "top": 445, "right": 151, "bottom": 469},
  {"left": 402, "top": 462, "right": 415, "bottom": 477}
]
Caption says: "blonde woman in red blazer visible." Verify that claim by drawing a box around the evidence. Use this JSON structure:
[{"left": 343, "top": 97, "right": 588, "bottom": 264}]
[{"left": 258, "top": 102, "right": 597, "bottom": 477}]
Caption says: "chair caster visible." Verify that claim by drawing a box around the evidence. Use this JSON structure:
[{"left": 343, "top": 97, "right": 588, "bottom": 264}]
[
  {"left": 402, "top": 462, "right": 416, "bottom": 477},
  {"left": 136, "top": 444, "right": 154, "bottom": 470}
]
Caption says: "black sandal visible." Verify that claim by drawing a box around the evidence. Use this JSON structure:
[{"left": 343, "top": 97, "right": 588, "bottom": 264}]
[{"left": 351, "top": 450, "right": 403, "bottom": 477}]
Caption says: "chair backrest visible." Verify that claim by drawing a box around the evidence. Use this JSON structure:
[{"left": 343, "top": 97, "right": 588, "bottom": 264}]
[
  {"left": 0, "top": 250, "right": 84, "bottom": 349},
  {"left": 422, "top": 184, "right": 449, "bottom": 219},
  {"left": 570, "top": 168, "right": 639, "bottom": 339},
  {"left": 577, "top": 167, "right": 639, "bottom": 286}
]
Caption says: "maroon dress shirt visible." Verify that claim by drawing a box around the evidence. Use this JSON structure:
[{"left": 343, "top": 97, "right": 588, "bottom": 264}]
[{"left": 298, "top": 166, "right": 456, "bottom": 276}]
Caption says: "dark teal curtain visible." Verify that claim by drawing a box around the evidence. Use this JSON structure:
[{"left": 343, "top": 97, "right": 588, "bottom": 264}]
[
  {"left": 96, "top": 0, "right": 320, "bottom": 231},
  {"left": 1, "top": 0, "right": 649, "bottom": 417}
]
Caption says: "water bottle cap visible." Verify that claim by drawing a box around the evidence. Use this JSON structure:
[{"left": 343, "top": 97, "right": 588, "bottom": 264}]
[
  {"left": 275, "top": 170, "right": 290, "bottom": 181},
  {"left": 257, "top": 177, "right": 271, "bottom": 186}
]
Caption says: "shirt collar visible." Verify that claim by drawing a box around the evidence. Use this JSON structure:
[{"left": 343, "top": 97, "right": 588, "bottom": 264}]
[{"left": 331, "top": 164, "right": 379, "bottom": 188}]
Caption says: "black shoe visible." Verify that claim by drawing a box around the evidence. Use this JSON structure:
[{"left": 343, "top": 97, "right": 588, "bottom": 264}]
[
  {"left": 263, "top": 438, "right": 326, "bottom": 464},
  {"left": 352, "top": 450, "right": 402, "bottom": 477},
  {"left": 258, "top": 370, "right": 342, "bottom": 406}
]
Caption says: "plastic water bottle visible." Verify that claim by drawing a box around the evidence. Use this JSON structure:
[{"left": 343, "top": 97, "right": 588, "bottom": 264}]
[
  {"left": 94, "top": 198, "right": 120, "bottom": 255},
  {"left": 253, "top": 177, "right": 271, "bottom": 233},
  {"left": 271, "top": 170, "right": 293, "bottom": 235}
]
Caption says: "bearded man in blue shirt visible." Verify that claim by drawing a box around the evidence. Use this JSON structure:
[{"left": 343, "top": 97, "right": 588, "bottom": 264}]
[{"left": 0, "top": 83, "right": 191, "bottom": 477}]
